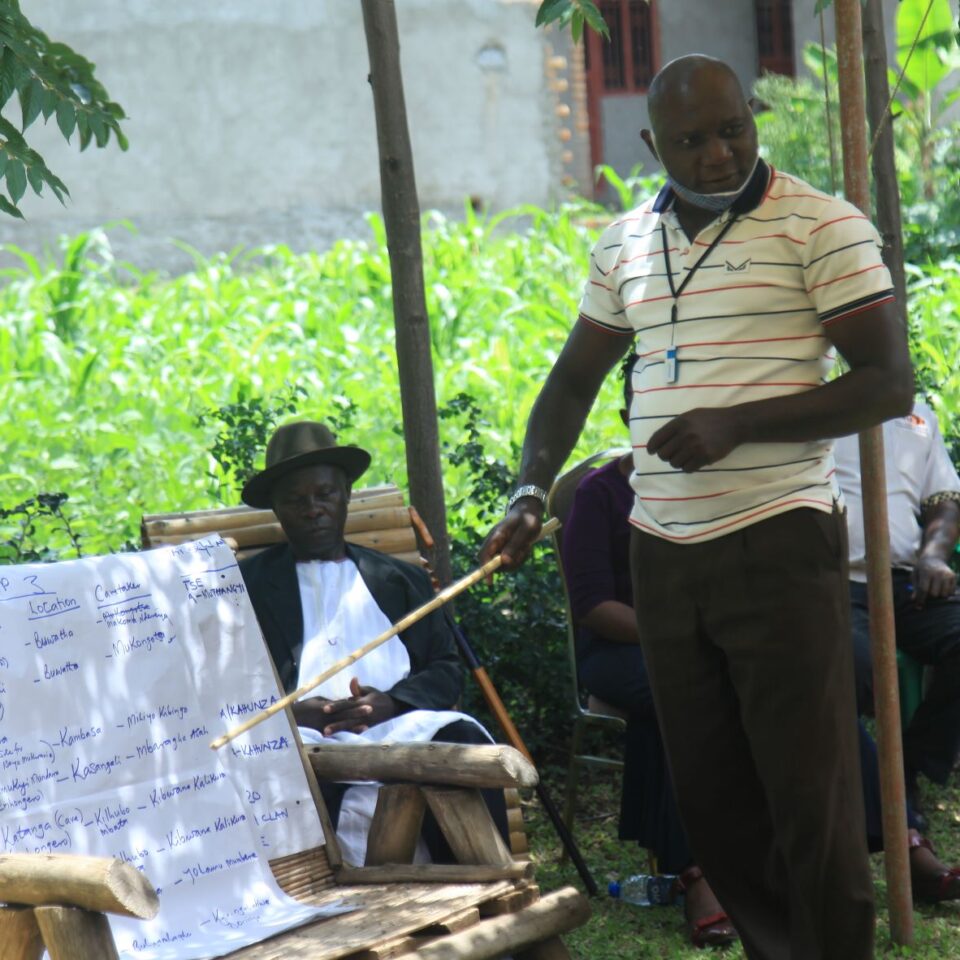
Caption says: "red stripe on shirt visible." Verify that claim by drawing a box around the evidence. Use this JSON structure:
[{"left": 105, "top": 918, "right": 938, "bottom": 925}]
[
  {"left": 694, "top": 232, "right": 805, "bottom": 247},
  {"left": 820, "top": 294, "right": 895, "bottom": 326},
  {"left": 624, "top": 281, "right": 775, "bottom": 309},
  {"left": 634, "top": 381, "right": 817, "bottom": 395},
  {"left": 809, "top": 213, "right": 869, "bottom": 236},
  {"left": 610, "top": 247, "right": 678, "bottom": 271},
  {"left": 638, "top": 489, "right": 737, "bottom": 502},
  {"left": 807, "top": 263, "right": 886, "bottom": 292},
  {"left": 629, "top": 497, "right": 835, "bottom": 540},
  {"left": 636, "top": 333, "right": 825, "bottom": 359},
  {"left": 767, "top": 191, "right": 830, "bottom": 201}
]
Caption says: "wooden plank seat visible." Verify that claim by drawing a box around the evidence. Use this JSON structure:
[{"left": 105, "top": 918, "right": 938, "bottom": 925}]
[{"left": 0, "top": 742, "right": 589, "bottom": 960}]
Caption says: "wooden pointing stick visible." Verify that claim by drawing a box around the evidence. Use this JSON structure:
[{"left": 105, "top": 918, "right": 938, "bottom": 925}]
[{"left": 210, "top": 517, "right": 560, "bottom": 750}]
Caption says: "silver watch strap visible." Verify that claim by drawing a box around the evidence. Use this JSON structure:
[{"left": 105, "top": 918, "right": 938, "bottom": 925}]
[{"left": 507, "top": 484, "right": 548, "bottom": 513}]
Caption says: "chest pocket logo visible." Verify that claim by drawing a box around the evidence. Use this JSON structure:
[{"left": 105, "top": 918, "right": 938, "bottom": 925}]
[{"left": 725, "top": 258, "right": 751, "bottom": 273}]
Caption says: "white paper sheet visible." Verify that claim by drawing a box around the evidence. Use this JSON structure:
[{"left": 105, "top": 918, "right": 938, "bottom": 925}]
[{"left": 0, "top": 536, "right": 350, "bottom": 959}]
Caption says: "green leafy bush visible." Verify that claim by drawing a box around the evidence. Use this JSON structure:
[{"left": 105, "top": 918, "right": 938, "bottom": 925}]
[{"left": 3, "top": 200, "right": 959, "bottom": 761}]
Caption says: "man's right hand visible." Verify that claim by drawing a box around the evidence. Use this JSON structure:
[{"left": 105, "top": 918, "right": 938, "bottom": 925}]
[
  {"left": 291, "top": 696, "right": 333, "bottom": 733},
  {"left": 479, "top": 500, "right": 543, "bottom": 570}
]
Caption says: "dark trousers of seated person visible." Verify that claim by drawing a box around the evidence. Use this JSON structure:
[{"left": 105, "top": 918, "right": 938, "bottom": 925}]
[
  {"left": 580, "top": 639, "right": 692, "bottom": 874},
  {"left": 583, "top": 639, "right": 919, "bottom": 873},
  {"left": 850, "top": 571, "right": 960, "bottom": 785},
  {"left": 318, "top": 719, "right": 510, "bottom": 864},
  {"left": 631, "top": 508, "right": 874, "bottom": 960}
]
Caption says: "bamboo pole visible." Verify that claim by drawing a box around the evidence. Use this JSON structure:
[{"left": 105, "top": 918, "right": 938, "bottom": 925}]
[
  {"left": 360, "top": 0, "right": 452, "bottom": 589},
  {"left": 834, "top": 0, "right": 913, "bottom": 945},
  {"left": 210, "top": 520, "right": 559, "bottom": 749}
]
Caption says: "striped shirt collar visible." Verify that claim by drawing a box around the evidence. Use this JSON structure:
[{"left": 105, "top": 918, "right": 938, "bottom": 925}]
[{"left": 652, "top": 158, "right": 772, "bottom": 217}]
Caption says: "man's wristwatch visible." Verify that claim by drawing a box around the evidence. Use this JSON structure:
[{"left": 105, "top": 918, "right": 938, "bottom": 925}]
[{"left": 506, "top": 484, "right": 548, "bottom": 514}]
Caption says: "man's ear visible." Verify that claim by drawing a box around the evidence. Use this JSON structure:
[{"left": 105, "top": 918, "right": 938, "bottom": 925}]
[{"left": 640, "top": 128, "right": 659, "bottom": 162}]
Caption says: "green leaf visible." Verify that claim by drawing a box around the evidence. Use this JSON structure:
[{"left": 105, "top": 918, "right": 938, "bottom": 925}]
[
  {"left": 570, "top": 10, "right": 583, "bottom": 44},
  {"left": 535, "top": 0, "right": 569, "bottom": 28},
  {"left": 19, "top": 76, "right": 43, "bottom": 130},
  {"left": 5, "top": 158, "right": 26, "bottom": 202},
  {"left": 76, "top": 111, "right": 92, "bottom": 151},
  {"left": 112, "top": 122, "right": 129, "bottom": 152},
  {"left": 88, "top": 110, "right": 107, "bottom": 147},
  {"left": 897, "top": 0, "right": 958, "bottom": 94},
  {"left": 40, "top": 84, "right": 57, "bottom": 120},
  {"left": 55, "top": 98, "right": 75, "bottom": 139},
  {"left": 580, "top": 0, "right": 610, "bottom": 39},
  {"left": 0, "top": 46, "right": 18, "bottom": 107},
  {"left": 25, "top": 161, "right": 42, "bottom": 196},
  {"left": 0, "top": 193, "right": 24, "bottom": 218}
]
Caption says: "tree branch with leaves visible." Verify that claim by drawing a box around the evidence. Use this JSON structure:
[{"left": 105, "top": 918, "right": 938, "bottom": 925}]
[
  {"left": 535, "top": 0, "right": 610, "bottom": 43},
  {"left": 0, "top": 0, "right": 126, "bottom": 218}
]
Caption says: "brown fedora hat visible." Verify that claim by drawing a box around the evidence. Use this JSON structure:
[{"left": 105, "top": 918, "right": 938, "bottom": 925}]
[{"left": 241, "top": 421, "right": 371, "bottom": 508}]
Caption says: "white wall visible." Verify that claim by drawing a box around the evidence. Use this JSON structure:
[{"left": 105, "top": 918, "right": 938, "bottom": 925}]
[{"left": 7, "top": 0, "right": 570, "bottom": 272}]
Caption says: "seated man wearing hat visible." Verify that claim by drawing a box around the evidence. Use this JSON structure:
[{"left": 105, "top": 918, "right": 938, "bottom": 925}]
[{"left": 239, "top": 421, "right": 506, "bottom": 866}]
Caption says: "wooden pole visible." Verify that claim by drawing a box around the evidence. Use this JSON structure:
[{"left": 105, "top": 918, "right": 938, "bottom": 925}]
[
  {"left": 834, "top": 0, "right": 913, "bottom": 945},
  {"left": 209, "top": 520, "right": 559, "bottom": 749},
  {"left": 862, "top": 0, "right": 909, "bottom": 321},
  {"left": 305, "top": 741, "right": 539, "bottom": 788},
  {"left": 360, "top": 0, "right": 452, "bottom": 589},
  {"left": 33, "top": 906, "right": 119, "bottom": 960},
  {"left": 0, "top": 855, "right": 158, "bottom": 920},
  {"left": 410, "top": 887, "right": 589, "bottom": 960},
  {"left": 0, "top": 906, "right": 43, "bottom": 960}
]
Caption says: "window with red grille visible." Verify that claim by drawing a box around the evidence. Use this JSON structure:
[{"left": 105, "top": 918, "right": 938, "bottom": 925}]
[
  {"left": 586, "top": 0, "right": 656, "bottom": 94},
  {"left": 756, "top": 0, "right": 795, "bottom": 77}
]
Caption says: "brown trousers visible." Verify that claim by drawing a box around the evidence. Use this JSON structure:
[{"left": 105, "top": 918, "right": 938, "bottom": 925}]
[{"left": 630, "top": 508, "right": 874, "bottom": 960}]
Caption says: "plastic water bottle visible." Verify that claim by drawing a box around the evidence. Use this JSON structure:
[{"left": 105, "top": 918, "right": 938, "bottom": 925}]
[{"left": 608, "top": 873, "right": 677, "bottom": 906}]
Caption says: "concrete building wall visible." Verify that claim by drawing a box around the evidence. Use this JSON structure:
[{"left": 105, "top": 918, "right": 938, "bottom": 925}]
[{"left": 7, "top": 0, "right": 580, "bottom": 272}]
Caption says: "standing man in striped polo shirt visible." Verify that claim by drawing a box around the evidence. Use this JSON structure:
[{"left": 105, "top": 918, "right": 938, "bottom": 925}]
[{"left": 482, "top": 55, "right": 913, "bottom": 959}]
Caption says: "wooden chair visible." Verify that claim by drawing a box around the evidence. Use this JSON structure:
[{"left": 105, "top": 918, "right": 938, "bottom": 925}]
[
  {"left": 0, "top": 485, "right": 589, "bottom": 959},
  {"left": 0, "top": 742, "right": 588, "bottom": 960},
  {"left": 546, "top": 451, "right": 630, "bottom": 839},
  {"left": 141, "top": 484, "right": 532, "bottom": 861}
]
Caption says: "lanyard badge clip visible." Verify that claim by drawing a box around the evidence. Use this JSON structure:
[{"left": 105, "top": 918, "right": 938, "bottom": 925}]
[{"left": 665, "top": 345, "right": 678, "bottom": 384}]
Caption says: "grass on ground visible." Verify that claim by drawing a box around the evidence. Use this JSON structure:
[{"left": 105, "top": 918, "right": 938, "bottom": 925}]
[{"left": 520, "top": 764, "right": 960, "bottom": 958}]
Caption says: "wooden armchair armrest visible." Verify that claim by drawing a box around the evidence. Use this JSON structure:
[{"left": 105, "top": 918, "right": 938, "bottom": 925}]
[
  {"left": 303, "top": 742, "right": 538, "bottom": 789},
  {"left": 0, "top": 854, "right": 158, "bottom": 919}
]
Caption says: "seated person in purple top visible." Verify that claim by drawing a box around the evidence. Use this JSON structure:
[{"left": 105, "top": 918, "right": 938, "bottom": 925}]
[
  {"left": 563, "top": 357, "right": 960, "bottom": 942},
  {"left": 562, "top": 354, "right": 737, "bottom": 949}
]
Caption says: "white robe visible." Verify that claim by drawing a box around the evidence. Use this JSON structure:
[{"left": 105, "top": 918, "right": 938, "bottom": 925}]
[{"left": 294, "top": 558, "right": 488, "bottom": 865}]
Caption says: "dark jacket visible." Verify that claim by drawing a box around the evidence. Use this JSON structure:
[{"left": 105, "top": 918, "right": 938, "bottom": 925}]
[{"left": 239, "top": 542, "right": 462, "bottom": 711}]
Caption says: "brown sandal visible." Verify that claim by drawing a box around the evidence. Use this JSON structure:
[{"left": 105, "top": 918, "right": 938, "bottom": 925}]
[
  {"left": 909, "top": 833, "right": 960, "bottom": 904},
  {"left": 674, "top": 865, "right": 739, "bottom": 949}
]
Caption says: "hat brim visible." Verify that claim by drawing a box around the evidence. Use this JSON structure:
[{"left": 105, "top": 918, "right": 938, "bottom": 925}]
[{"left": 241, "top": 447, "right": 371, "bottom": 508}]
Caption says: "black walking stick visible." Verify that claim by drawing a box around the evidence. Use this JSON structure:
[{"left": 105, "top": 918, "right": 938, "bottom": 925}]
[
  {"left": 407, "top": 507, "right": 599, "bottom": 895},
  {"left": 443, "top": 608, "right": 600, "bottom": 896}
]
